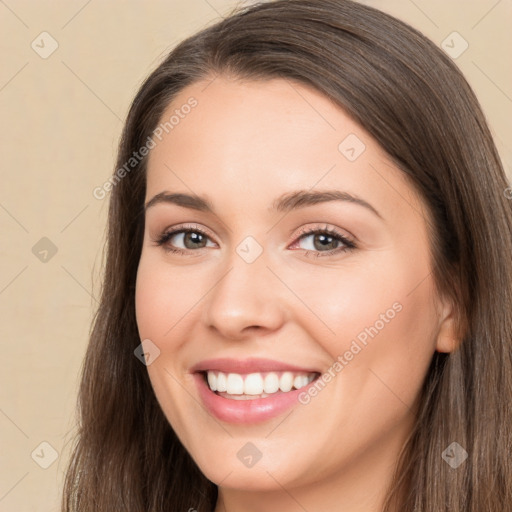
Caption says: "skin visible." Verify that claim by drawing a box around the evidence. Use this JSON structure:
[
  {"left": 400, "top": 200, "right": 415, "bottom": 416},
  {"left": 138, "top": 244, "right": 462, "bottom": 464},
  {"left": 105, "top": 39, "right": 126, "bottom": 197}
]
[{"left": 135, "top": 75, "right": 458, "bottom": 512}]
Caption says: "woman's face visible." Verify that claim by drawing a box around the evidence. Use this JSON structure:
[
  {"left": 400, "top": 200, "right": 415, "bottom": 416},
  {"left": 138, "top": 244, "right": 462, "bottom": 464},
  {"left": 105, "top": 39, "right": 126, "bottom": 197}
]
[{"left": 135, "top": 76, "right": 455, "bottom": 504}]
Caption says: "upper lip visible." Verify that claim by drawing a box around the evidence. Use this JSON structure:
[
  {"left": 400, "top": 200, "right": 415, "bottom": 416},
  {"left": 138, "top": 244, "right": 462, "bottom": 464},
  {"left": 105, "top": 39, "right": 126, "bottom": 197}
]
[{"left": 190, "top": 357, "right": 319, "bottom": 374}]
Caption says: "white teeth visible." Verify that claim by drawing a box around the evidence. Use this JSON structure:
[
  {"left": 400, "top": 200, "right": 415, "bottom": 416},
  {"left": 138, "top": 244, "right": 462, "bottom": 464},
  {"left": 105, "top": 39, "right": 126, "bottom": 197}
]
[
  {"left": 216, "top": 372, "right": 227, "bottom": 392},
  {"left": 244, "top": 373, "right": 264, "bottom": 395},
  {"left": 207, "top": 372, "right": 217, "bottom": 391},
  {"left": 205, "top": 370, "right": 317, "bottom": 396},
  {"left": 226, "top": 373, "right": 244, "bottom": 394},
  {"left": 294, "top": 374, "right": 309, "bottom": 389},
  {"left": 279, "top": 371, "right": 294, "bottom": 392},
  {"left": 263, "top": 373, "right": 280, "bottom": 393}
]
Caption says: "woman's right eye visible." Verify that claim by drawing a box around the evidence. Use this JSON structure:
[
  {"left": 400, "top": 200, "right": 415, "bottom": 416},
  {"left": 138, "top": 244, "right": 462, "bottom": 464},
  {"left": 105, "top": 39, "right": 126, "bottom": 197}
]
[{"left": 154, "top": 227, "right": 216, "bottom": 255}]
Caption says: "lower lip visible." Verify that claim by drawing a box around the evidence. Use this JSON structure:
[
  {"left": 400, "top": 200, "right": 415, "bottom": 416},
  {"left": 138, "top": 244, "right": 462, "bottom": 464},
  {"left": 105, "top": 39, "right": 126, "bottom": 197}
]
[{"left": 193, "top": 373, "right": 315, "bottom": 424}]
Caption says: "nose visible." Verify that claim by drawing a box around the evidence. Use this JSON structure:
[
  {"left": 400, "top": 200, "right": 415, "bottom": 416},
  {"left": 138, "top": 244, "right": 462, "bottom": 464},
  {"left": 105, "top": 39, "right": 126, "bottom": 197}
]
[{"left": 200, "top": 249, "right": 288, "bottom": 341}]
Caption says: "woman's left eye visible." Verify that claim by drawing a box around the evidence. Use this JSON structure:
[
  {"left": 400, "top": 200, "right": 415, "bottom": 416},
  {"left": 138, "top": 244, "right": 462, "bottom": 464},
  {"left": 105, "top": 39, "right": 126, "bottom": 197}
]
[
  {"left": 290, "top": 226, "right": 356, "bottom": 257},
  {"left": 153, "top": 224, "right": 356, "bottom": 257}
]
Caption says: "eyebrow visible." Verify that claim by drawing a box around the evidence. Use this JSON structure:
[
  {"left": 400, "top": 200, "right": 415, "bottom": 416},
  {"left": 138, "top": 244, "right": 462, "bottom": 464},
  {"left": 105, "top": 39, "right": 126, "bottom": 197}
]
[{"left": 144, "top": 189, "right": 382, "bottom": 219}]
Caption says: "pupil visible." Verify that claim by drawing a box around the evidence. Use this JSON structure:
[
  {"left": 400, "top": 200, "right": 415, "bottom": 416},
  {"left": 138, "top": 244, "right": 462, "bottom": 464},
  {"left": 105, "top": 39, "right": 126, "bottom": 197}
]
[
  {"left": 185, "top": 232, "right": 205, "bottom": 248},
  {"left": 314, "top": 234, "right": 336, "bottom": 251}
]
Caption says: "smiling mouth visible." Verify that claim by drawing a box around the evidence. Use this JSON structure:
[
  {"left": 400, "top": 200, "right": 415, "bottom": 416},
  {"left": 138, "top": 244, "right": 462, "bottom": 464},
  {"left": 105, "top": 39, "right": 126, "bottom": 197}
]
[{"left": 202, "top": 370, "right": 320, "bottom": 400}]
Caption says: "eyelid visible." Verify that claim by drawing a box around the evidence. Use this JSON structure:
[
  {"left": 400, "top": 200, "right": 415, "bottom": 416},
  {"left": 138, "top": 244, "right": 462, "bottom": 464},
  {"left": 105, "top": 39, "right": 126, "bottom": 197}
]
[
  {"left": 291, "top": 223, "right": 356, "bottom": 244},
  {"left": 159, "top": 222, "right": 217, "bottom": 242}
]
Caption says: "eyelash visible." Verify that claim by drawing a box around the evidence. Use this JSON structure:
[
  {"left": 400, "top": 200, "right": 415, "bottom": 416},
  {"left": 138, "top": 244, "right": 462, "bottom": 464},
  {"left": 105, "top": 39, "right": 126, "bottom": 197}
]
[{"left": 153, "top": 223, "right": 356, "bottom": 258}]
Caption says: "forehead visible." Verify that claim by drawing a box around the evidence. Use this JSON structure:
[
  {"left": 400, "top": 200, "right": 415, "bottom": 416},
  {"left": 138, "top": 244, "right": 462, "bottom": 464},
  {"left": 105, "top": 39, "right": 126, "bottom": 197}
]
[{"left": 145, "top": 76, "right": 423, "bottom": 222}]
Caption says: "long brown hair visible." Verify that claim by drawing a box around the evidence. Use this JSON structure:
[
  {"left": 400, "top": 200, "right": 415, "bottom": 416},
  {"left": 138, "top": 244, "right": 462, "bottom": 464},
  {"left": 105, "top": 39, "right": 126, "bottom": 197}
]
[{"left": 61, "top": 1, "right": 512, "bottom": 510}]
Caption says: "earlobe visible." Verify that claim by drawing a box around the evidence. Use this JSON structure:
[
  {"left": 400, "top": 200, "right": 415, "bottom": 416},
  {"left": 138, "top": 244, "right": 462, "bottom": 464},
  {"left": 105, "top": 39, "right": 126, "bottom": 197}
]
[{"left": 435, "top": 299, "right": 462, "bottom": 353}]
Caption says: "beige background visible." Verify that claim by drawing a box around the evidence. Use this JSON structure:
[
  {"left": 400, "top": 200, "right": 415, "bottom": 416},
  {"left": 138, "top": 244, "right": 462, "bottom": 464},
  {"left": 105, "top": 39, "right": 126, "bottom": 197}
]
[{"left": 0, "top": 0, "right": 511, "bottom": 510}]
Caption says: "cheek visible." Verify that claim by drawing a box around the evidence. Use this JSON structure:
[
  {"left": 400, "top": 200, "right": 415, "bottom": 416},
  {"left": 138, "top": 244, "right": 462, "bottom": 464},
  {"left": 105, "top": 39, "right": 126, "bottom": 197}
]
[
  {"left": 134, "top": 254, "right": 198, "bottom": 343},
  {"left": 134, "top": 256, "right": 198, "bottom": 433},
  {"left": 290, "top": 251, "right": 438, "bottom": 408},
  {"left": 283, "top": 254, "right": 434, "bottom": 348},
  {"left": 135, "top": 264, "right": 164, "bottom": 342}
]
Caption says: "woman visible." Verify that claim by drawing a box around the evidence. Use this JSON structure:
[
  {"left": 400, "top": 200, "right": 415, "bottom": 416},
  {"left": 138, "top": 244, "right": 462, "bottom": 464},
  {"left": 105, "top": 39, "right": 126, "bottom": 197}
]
[{"left": 62, "top": 0, "right": 512, "bottom": 510}]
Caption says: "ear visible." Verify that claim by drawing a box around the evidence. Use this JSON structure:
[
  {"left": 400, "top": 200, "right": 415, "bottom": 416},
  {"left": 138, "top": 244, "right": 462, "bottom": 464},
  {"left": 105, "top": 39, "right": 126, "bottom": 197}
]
[{"left": 435, "top": 296, "right": 462, "bottom": 353}]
